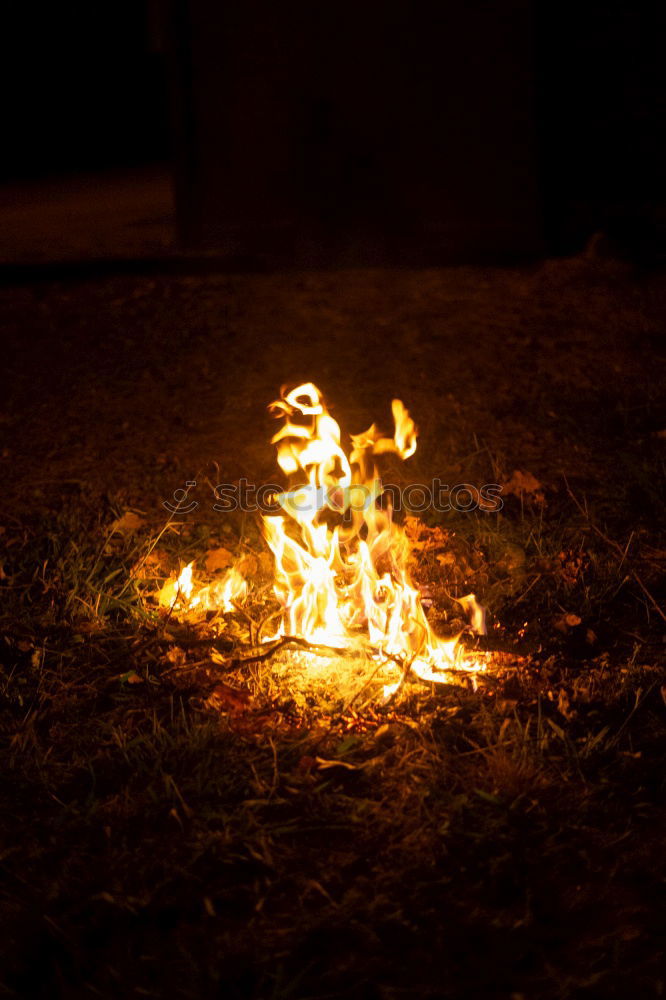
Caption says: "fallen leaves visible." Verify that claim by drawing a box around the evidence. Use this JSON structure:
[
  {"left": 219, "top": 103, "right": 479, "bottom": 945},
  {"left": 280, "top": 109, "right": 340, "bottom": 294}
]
[
  {"left": 165, "top": 646, "right": 187, "bottom": 667},
  {"left": 404, "top": 516, "right": 450, "bottom": 552},
  {"left": 118, "top": 670, "right": 143, "bottom": 685},
  {"left": 109, "top": 511, "right": 145, "bottom": 536},
  {"left": 204, "top": 547, "right": 234, "bottom": 572},
  {"left": 501, "top": 469, "right": 545, "bottom": 504}
]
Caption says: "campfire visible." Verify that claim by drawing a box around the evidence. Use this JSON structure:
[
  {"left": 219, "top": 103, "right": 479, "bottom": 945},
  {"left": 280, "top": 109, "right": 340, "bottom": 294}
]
[{"left": 159, "top": 383, "right": 487, "bottom": 696}]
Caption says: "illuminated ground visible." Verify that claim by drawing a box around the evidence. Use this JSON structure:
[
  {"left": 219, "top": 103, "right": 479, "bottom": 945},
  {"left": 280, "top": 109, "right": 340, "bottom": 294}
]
[{"left": 1, "top": 253, "right": 665, "bottom": 998}]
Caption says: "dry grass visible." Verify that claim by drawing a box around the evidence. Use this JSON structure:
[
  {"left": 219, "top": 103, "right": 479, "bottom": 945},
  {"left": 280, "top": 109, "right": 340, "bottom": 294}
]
[
  {"left": 1, "top": 479, "right": 665, "bottom": 999},
  {"left": 1, "top": 259, "right": 665, "bottom": 997}
]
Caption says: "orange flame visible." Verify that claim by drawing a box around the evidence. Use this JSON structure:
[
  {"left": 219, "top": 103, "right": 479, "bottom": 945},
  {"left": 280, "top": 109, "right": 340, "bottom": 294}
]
[
  {"left": 155, "top": 382, "right": 486, "bottom": 694},
  {"left": 263, "top": 383, "right": 485, "bottom": 686},
  {"left": 158, "top": 562, "right": 247, "bottom": 613}
]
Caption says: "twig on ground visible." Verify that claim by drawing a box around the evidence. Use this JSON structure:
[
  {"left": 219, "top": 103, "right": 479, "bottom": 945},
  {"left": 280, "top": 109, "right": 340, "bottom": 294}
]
[{"left": 235, "top": 635, "right": 351, "bottom": 663}]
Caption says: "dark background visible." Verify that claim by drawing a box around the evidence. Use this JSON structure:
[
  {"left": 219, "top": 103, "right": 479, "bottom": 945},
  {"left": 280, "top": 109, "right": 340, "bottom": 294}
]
[
  {"left": 1, "top": 1, "right": 171, "bottom": 180},
  {"left": 1, "top": 7, "right": 666, "bottom": 998},
  {"left": 1, "top": 0, "right": 664, "bottom": 262}
]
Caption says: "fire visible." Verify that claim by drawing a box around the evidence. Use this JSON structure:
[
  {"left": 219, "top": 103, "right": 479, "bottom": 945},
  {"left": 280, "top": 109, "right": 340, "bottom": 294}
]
[
  {"left": 263, "top": 383, "right": 485, "bottom": 686},
  {"left": 156, "top": 382, "right": 486, "bottom": 694},
  {"left": 159, "top": 562, "right": 247, "bottom": 613}
]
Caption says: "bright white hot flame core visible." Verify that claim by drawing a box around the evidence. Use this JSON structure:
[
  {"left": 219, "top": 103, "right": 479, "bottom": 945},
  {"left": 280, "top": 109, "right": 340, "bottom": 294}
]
[{"left": 264, "top": 383, "right": 485, "bottom": 684}]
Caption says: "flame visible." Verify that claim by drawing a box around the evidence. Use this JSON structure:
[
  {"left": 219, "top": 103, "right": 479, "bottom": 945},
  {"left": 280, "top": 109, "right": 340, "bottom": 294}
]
[
  {"left": 264, "top": 383, "right": 485, "bottom": 685},
  {"left": 158, "top": 562, "right": 194, "bottom": 610},
  {"left": 155, "top": 382, "right": 486, "bottom": 695},
  {"left": 158, "top": 562, "right": 247, "bottom": 613}
]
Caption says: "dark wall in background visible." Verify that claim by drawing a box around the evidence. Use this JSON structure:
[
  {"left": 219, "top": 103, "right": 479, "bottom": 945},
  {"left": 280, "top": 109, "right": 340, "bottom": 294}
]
[
  {"left": 167, "top": 0, "right": 665, "bottom": 262},
  {"left": 1, "top": 1, "right": 170, "bottom": 181},
  {"left": 168, "top": 0, "right": 544, "bottom": 263},
  {"left": 1, "top": 0, "right": 663, "bottom": 260},
  {"left": 536, "top": 0, "right": 665, "bottom": 255}
]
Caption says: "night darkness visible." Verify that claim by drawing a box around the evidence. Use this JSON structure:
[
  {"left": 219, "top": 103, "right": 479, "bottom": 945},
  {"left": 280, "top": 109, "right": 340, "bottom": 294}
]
[{"left": 1, "top": 3, "right": 666, "bottom": 998}]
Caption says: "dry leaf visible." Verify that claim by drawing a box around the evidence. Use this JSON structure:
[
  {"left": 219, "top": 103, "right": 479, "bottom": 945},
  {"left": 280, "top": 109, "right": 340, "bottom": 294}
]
[
  {"left": 117, "top": 670, "right": 143, "bottom": 684},
  {"left": 501, "top": 470, "right": 545, "bottom": 503},
  {"left": 140, "top": 549, "right": 169, "bottom": 571},
  {"left": 109, "top": 511, "right": 145, "bottom": 536},
  {"left": 404, "top": 516, "right": 450, "bottom": 552},
  {"left": 204, "top": 547, "right": 234, "bottom": 572},
  {"left": 165, "top": 647, "right": 186, "bottom": 667}
]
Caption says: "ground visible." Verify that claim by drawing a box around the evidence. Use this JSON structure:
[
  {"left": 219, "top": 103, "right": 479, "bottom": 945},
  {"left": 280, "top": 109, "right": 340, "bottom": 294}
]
[{"left": 1, "top": 252, "right": 666, "bottom": 998}]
